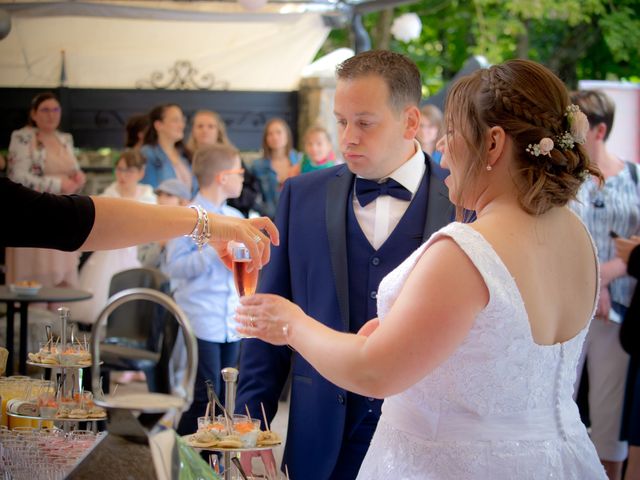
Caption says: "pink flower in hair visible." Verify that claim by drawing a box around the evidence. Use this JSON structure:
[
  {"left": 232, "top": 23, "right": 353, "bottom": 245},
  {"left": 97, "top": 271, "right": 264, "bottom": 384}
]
[
  {"left": 570, "top": 111, "right": 589, "bottom": 145},
  {"left": 566, "top": 104, "right": 589, "bottom": 145},
  {"left": 538, "top": 138, "right": 554, "bottom": 156}
]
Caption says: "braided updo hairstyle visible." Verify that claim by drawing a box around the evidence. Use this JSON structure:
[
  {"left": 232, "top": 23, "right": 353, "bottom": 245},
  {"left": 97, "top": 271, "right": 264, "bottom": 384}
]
[{"left": 445, "top": 59, "right": 600, "bottom": 216}]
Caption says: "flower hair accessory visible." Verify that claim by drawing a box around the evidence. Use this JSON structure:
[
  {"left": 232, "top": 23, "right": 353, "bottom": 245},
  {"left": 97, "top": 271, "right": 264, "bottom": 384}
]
[
  {"left": 525, "top": 104, "right": 589, "bottom": 157},
  {"left": 565, "top": 104, "right": 589, "bottom": 145},
  {"left": 526, "top": 137, "right": 554, "bottom": 157}
]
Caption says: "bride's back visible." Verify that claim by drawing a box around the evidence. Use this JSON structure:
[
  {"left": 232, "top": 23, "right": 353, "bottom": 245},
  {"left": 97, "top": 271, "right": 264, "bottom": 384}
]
[{"left": 475, "top": 206, "right": 598, "bottom": 346}]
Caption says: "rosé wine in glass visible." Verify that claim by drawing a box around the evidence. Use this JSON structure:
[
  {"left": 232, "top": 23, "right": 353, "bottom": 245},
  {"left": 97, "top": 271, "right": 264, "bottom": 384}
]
[{"left": 232, "top": 244, "right": 259, "bottom": 297}]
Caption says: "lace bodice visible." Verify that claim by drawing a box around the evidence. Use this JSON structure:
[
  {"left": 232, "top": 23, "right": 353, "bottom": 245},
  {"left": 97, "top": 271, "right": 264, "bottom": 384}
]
[{"left": 357, "top": 222, "right": 606, "bottom": 479}]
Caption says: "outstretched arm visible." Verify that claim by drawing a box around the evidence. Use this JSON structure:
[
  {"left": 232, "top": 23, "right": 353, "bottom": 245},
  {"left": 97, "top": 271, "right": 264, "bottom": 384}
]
[
  {"left": 237, "top": 237, "right": 488, "bottom": 398},
  {"left": 3, "top": 178, "right": 278, "bottom": 271},
  {"left": 83, "top": 197, "right": 278, "bottom": 271}
]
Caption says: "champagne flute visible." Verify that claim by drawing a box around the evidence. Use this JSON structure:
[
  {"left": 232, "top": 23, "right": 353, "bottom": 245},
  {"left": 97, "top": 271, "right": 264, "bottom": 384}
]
[
  {"left": 232, "top": 243, "right": 260, "bottom": 339},
  {"left": 231, "top": 243, "right": 259, "bottom": 297}
]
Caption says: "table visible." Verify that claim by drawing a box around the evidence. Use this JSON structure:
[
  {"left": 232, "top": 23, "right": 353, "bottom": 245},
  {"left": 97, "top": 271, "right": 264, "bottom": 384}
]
[{"left": 0, "top": 286, "right": 92, "bottom": 375}]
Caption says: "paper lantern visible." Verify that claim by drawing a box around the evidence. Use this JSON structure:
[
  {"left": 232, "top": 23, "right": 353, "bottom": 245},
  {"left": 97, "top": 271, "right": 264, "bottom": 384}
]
[
  {"left": 238, "top": 0, "right": 268, "bottom": 11},
  {"left": 390, "top": 13, "right": 422, "bottom": 43}
]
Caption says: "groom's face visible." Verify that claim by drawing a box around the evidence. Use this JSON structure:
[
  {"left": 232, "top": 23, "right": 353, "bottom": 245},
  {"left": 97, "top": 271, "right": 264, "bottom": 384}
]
[{"left": 334, "top": 74, "right": 416, "bottom": 180}]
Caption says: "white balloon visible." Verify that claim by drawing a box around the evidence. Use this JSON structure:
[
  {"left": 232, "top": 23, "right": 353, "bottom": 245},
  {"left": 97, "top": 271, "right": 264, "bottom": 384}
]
[
  {"left": 238, "top": 0, "right": 268, "bottom": 11},
  {"left": 390, "top": 13, "right": 422, "bottom": 43}
]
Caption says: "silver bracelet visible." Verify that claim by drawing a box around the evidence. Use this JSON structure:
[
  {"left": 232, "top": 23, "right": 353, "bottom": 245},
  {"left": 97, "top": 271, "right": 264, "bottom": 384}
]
[{"left": 186, "top": 204, "right": 211, "bottom": 250}]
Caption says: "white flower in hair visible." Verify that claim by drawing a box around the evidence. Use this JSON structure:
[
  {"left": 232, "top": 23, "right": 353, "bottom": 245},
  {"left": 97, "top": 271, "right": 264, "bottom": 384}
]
[
  {"left": 526, "top": 137, "right": 554, "bottom": 157},
  {"left": 539, "top": 138, "right": 554, "bottom": 156}
]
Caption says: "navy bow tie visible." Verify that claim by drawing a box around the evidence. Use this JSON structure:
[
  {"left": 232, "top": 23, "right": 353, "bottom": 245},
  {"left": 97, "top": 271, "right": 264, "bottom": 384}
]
[{"left": 355, "top": 178, "right": 412, "bottom": 207}]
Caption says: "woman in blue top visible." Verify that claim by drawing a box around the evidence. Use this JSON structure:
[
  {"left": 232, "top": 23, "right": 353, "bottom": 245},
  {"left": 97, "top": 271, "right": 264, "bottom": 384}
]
[
  {"left": 251, "top": 117, "right": 300, "bottom": 218},
  {"left": 141, "top": 104, "right": 197, "bottom": 197}
]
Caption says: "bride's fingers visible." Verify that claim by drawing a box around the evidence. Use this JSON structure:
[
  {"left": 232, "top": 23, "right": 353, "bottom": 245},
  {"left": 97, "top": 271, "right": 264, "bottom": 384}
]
[{"left": 238, "top": 293, "right": 275, "bottom": 306}]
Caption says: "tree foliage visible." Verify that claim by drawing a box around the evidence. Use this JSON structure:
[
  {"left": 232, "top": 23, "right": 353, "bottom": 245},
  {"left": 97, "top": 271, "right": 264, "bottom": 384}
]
[{"left": 318, "top": 0, "right": 640, "bottom": 95}]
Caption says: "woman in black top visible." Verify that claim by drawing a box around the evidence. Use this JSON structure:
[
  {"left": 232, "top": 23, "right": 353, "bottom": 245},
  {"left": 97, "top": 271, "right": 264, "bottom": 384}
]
[{"left": 1, "top": 177, "right": 277, "bottom": 270}]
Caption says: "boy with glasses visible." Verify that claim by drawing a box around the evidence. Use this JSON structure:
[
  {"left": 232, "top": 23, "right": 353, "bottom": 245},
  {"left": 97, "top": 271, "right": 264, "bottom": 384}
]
[{"left": 165, "top": 144, "right": 245, "bottom": 435}]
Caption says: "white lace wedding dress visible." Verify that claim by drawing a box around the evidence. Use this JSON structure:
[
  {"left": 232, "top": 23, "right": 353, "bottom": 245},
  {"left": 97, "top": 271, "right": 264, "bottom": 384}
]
[{"left": 356, "top": 223, "right": 606, "bottom": 479}]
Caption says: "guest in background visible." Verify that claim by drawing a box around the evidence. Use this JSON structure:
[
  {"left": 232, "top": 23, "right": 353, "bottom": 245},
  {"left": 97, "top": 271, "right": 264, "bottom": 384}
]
[
  {"left": 125, "top": 113, "right": 150, "bottom": 150},
  {"left": 141, "top": 104, "right": 196, "bottom": 195},
  {"left": 102, "top": 149, "right": 156, "bottom": 202},
  {"left": 570, "top": 89, "right": 640, "bottom": 480},
  {"left": 294, "top": 125, "right": 336, "bottom": 175},
  {"left": 168, "top": 144, "right": 246, "bottom": 435},
  {"left": 74, "top": 149, "right": 156, "bottom": 326},
  {"left": 185, "top": 109, "right": 260, "bottom": 217},
  {"left": 7, "top": 91, "right": 86, "bottom": 291},
  {"left": 251, "top": 117, "right": 301, "bottom": 218},
  {"left": 138, "top": 178, "right": 192, "bottom": 270},
  {"left": 185, "top": 109, "right": 232, "bottom": 154},
  {"left": 416, "top": 104, "right": 444, "bottom": 164}
]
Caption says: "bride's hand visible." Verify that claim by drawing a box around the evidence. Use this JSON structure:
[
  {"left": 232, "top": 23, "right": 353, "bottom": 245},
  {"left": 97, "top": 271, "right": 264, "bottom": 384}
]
[{"left": 236, "top": 294, "right": 306, "bottom": 345}]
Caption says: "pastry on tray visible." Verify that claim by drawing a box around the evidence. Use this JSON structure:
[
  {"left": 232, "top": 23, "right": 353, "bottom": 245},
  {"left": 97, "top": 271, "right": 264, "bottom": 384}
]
[{"left": 257, "top": 430, "right": 282, "bottom": 446}]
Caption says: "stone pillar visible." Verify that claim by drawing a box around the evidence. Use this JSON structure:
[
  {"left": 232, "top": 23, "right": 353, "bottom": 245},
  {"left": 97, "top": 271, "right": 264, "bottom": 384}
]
[{"left": 298, "top": 76, "right": 341, "bottom": 161}]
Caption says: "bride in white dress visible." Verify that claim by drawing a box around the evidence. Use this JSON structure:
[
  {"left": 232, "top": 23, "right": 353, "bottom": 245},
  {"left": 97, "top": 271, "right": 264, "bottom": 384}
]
[{"left": 237, "top": 59, "right": 607, "bottom": 479}]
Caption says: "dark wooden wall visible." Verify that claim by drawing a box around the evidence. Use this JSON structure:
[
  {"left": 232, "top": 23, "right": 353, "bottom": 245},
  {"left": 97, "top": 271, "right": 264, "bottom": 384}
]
[{"left": 0, "top": 87, "right": 299, "bottom": 151}]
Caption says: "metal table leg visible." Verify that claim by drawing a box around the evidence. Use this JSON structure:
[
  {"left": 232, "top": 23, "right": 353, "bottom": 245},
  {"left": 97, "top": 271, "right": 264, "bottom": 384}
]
[
  {"left": 19, "top": 302, "right": 28, "bottom": 374},
  {"left": 6, "top": 301, "right": 15, "bottom": 376}
]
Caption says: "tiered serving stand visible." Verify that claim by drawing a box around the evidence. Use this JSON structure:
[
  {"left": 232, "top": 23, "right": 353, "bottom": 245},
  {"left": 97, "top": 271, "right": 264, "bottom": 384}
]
[
  {"left": 185, "top": 367, "right": 282, "bottom": 480},
  {"left": 7, "top": 307, "right": 105, "bottom": 431},
  {"left": 68, "top": 288, "right": 199, "bottom": 479}
]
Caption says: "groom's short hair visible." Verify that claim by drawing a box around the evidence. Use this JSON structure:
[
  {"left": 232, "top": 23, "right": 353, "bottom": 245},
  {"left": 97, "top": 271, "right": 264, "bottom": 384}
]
[{"left": 336, "top": 50, "right": 422, "bottom": 111}]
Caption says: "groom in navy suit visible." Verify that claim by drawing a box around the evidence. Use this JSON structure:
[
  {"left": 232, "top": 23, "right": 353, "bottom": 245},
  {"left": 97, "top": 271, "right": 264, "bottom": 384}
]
[{"left": 236, "top": 50, "right": 454, "bottom": 479}]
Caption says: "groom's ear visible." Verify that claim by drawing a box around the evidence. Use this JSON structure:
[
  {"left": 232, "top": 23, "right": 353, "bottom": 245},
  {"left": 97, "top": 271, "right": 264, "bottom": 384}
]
[{"left": 486, "top": 126, "right": 506, "bottom": 168}]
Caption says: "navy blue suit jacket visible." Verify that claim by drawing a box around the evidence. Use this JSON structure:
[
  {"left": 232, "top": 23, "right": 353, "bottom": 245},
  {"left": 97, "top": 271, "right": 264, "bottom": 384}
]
[{"left": 236, "top": 158, "right": 453, "bottom": 479}]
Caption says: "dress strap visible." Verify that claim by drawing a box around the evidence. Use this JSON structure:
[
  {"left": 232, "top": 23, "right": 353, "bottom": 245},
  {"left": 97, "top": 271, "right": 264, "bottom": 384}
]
[{"left": 425, "top": 222, "right": 520, "bottom": 307}]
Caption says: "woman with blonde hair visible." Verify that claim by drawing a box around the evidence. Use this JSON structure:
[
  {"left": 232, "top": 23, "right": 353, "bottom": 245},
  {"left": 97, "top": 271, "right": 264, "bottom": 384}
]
[
  {"left": 186, "top": 109, "right": 259, "bottom": 217},
  {"left": 185, "top": 109, "right": 231, "bottom": 155}
]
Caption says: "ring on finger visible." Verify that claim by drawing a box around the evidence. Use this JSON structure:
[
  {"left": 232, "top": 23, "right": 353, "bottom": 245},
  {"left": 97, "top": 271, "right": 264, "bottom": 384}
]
[
  {"left": 282, "top": 324, "right": 289, "bottom": 338},
  {"left": 249, "top": 315, "right": 256, "bottom": 328},
  {"left": 252, "top": 234, "right": 262, "bottom": 243}
]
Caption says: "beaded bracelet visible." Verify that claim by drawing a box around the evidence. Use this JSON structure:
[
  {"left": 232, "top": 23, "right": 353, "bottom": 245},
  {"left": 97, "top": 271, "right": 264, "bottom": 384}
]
[{"left": 186, "top": 204, "right": 211, "bottom": 250}]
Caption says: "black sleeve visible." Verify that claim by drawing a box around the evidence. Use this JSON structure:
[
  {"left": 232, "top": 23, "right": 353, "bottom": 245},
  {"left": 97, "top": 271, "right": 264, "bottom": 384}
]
[{"left": 1, "top": 177, "right": 96, "bottom": 251}]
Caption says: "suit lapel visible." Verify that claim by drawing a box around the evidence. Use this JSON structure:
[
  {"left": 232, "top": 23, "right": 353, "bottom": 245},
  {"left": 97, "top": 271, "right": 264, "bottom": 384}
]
[
  {"left": 326, "top": 167, "right": 353, "bottom": 331},
  {"left": 423, "top": 159, "right": 455, "bottom": 241}
]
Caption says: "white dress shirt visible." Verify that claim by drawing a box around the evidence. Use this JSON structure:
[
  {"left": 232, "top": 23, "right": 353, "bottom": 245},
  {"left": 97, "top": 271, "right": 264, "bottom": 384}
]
[{"left": 353, "top": 140, "right": 426, "bottom": 250}]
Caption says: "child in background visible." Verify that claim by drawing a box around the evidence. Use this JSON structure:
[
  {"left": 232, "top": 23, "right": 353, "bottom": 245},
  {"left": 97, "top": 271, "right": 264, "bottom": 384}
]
[
  {"left": 137, "top": 178, "right": 192, "bottom": 270},
  {"left": 75, "top": 150, "right": 156, "bottom": 326},
  {"left": 296, "top": 125, "right": 336, "bottom": 174},
  {"left": 77, "top": 149, "right": 157, "bottom": 383},
  {"left": 416, "top": 104, "right": 444, "bottom": 164},
  {"left": 168, "top": 144, "right": 245, "bottom": 435},
  {"left": 102, "top": 149, "right": 156, "bottom": 202}
]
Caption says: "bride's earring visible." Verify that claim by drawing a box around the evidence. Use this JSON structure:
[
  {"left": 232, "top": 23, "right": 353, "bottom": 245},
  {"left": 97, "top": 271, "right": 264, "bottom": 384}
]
[{"left": 486, "top": 165, "right": 492, "bottom": 171}]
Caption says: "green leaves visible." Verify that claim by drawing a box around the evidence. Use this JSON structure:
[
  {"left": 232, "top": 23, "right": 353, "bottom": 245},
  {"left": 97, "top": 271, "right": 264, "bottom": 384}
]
[{"left": 316, "top": 0, "right": 639, "bottom": 93}]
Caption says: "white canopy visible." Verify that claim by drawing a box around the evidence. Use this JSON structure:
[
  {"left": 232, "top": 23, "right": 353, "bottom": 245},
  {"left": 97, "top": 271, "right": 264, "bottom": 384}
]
[{"left": 0, "top": 1, "right": 332, "bottom": 90}]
